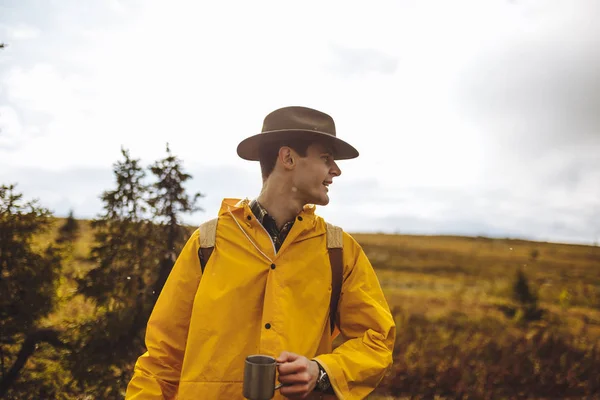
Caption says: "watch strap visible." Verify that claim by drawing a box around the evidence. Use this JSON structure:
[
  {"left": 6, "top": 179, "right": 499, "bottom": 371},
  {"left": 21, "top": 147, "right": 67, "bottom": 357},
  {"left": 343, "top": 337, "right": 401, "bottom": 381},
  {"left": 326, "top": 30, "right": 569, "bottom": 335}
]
[{"left": 314, "top": 361, "right": 331, "bottom": 392}]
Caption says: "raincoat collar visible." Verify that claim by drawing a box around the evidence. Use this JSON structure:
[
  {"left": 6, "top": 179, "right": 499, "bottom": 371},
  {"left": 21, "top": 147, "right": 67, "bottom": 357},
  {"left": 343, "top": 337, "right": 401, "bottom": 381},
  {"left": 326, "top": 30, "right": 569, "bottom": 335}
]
[
  {"left": 218, "top": 198, "right": 324, "bottom": 257},
  {"left": 218, "top": 198, "right": 317, "bottom": 221}
]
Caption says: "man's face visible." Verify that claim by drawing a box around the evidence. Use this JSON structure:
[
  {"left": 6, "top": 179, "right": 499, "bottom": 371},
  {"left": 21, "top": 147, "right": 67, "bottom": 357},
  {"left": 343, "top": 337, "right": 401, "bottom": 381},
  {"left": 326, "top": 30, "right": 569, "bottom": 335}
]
[{"left": 291, "top": 142, "right": 342, "bottom": 206}]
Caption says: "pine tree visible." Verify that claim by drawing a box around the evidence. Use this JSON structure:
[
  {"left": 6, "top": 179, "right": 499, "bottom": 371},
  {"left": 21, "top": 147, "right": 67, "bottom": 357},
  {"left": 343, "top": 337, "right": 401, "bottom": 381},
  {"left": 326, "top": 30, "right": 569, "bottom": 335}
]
[
  {"left": 513, "top": 268, "right": 537, "bottom": 306},
  {"left": 71, "top": 146, "right": 204, "bottom": 397},
  {"left": 512, "top": 268, "right": 542, "bottom": 321},
  {"left": 0, "top": 184, "right": 65, "bottom": 398},
  {"left": 147, "top": 143, "right": 203, "bottom": 299},
  {"left": 56, "top": 210, "right": 80, "bottom": 245},
  {"left": 72, "top": 148, "right": 161, "bottom": 397},
  {"left": 77, "top": 148, "right": 155, "bottom": 307}
]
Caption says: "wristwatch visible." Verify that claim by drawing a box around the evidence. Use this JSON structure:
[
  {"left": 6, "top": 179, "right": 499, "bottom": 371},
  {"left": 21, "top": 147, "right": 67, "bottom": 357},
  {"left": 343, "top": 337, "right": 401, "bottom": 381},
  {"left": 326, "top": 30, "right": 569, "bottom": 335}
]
[{"left": 314, "top": 361, "right": 331, "bottom": 392}]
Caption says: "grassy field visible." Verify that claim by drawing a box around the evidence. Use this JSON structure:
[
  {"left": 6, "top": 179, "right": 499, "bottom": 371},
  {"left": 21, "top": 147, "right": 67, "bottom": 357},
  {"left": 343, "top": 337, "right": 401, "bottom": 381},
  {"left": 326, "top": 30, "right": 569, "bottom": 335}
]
[
  {"left": 353, "top": 233, "right": 600, "bottom": 398},
  {"left": 37, "top": 219, "right": 600, "bottom": 398}
]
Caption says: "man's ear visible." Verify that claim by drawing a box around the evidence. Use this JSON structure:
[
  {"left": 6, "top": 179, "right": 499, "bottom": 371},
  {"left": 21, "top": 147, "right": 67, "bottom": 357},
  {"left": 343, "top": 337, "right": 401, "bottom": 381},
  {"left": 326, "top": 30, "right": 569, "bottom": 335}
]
[{"left": 279, "top": 146, "right": 295, "bottom": 170}]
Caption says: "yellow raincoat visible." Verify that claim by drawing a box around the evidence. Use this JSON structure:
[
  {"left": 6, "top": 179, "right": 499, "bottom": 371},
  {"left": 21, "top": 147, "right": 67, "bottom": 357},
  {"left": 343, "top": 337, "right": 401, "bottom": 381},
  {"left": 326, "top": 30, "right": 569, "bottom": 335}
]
[{"left": 126, "top": 198, "right": 395, "bottom": 399}]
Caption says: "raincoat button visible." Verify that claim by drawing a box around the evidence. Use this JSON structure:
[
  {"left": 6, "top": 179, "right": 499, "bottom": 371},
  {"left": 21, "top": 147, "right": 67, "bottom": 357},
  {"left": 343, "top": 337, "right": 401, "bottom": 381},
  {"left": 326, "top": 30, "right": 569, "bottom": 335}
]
[
  {"left": 247, "top": 215, "right": 252, "bottom": 220},
  {"left": 265, "top": 323, "right": 271, "bottom": 329},
  {"left": 270, "top": 264, "right": 276, "bottom": 270},
  {"left": 297, "top": 216, "right": 303, "bottom": 221}
]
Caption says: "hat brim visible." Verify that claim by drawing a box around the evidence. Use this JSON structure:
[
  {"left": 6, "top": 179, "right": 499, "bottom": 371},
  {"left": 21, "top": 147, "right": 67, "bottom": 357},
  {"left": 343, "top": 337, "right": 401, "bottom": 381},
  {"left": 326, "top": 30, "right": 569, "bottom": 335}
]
[{"left": 237, "top": 129, "right": 359, "bottom": 161}]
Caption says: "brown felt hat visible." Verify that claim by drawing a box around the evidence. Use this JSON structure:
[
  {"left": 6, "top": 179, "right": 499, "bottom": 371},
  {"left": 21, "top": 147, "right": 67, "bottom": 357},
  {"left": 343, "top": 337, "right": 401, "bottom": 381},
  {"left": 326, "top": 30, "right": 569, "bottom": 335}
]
[{"left": 236, "top": 106, "right": 359, "bottom": 161}]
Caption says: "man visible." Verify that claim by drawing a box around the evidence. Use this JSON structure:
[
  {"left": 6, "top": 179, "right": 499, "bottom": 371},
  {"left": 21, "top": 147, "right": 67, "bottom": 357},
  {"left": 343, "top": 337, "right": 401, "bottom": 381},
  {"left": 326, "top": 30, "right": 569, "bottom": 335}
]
[{"left": 125, "top": 106, "right": 396, "bottom": 399}]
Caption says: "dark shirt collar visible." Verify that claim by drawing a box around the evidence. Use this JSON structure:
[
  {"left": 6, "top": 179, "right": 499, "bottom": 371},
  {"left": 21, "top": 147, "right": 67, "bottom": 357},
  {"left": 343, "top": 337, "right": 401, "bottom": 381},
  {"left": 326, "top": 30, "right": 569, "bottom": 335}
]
[
  {"left": 249, "top": 199, "right": 295, "bottom": 251},
  {"left": 249, "top": 199, "right": 269, "bottom": 225}
]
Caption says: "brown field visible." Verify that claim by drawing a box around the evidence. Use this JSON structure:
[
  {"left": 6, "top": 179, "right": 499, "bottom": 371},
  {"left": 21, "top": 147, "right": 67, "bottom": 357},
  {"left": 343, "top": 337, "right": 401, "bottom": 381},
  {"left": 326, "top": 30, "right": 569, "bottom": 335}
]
[
  {"left": 353, "top": 233, "right": 600, "bottom": 399},
  {"left": 37, "top": 219, "right": 600, "bottom": 398}
]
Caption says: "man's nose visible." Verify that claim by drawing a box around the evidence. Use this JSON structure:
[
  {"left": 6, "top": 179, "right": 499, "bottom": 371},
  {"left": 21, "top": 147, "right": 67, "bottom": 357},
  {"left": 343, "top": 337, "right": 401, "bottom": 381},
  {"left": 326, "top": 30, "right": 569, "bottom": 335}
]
[{"left": 331, "top": 161, "right": 342, "bottom": 177}]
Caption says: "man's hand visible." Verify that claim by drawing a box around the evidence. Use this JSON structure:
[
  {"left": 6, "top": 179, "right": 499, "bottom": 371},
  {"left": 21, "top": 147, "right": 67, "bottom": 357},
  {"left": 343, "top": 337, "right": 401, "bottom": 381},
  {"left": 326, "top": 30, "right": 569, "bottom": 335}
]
[{"left": 276, "top": 351, "right": 319, "bottom": 399}]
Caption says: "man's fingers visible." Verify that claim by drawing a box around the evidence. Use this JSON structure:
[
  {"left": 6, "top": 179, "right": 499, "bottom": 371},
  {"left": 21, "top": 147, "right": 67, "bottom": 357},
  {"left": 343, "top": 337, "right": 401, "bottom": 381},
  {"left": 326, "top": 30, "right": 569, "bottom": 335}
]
[
  {"left": 277, "top": 357, "right": 307, "bottom": 375},
  {"left": 276, "top": 351, "right": 299, "bottom": 363},
  {"left": 275, "top": 355, "right": 317, "bottom": 399},
  {"left": 279, "top": 382, "right": 311, "bottom": 398},
  {"left": 278, "top": 371, "right": 311, "bottom": 385}
]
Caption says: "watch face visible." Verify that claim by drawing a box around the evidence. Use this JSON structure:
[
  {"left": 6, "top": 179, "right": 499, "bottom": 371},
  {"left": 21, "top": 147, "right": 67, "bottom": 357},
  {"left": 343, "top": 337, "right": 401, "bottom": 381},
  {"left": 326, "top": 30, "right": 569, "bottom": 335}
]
[{"left": 317, "top": 372, "right": 331, "bottom": 391}]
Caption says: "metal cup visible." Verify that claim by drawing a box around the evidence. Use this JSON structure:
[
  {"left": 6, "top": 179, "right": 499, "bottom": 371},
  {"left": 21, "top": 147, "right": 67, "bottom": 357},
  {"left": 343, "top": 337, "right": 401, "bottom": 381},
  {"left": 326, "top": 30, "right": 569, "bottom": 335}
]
[{"left": 243, "top": 354, "right": 283, "bottom": 400}]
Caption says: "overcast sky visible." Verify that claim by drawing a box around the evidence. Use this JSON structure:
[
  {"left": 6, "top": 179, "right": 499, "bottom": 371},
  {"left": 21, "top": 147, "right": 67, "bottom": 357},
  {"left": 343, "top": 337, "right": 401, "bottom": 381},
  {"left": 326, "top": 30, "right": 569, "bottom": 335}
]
[{"left": 1, "top": 0, "right": 599, "bottom": 245}]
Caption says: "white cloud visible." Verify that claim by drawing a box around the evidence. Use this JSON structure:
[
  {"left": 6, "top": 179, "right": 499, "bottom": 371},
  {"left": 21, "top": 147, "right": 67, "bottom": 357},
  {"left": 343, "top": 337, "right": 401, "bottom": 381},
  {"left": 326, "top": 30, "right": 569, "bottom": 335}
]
[
  {"left": 107, "top": 0, "right": 128, "bottom": 15},
  {"left": 0, "top": 106, "right": 23, "bottom": 149},
  {"left": 0, "top": 0, "right": 598, "bottom": 244},
  {"left": 4, "top": 63, "right": 89, "bottom": 115},
  {"left": 7, "top": 24, "right": 41, "bottom": 40}
]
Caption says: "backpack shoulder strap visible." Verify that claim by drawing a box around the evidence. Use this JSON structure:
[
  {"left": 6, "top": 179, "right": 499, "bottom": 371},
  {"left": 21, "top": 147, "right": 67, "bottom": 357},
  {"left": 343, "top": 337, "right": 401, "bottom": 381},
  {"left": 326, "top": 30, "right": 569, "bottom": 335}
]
[
  {"left": 197, "top": 217, "right": 343, "bottom": 335},
  {"left": 198, "top": 217, "right": 218, "bottom": 273},
  {"left": 326, "top": 222, "right": 344, "bottom": 335}
]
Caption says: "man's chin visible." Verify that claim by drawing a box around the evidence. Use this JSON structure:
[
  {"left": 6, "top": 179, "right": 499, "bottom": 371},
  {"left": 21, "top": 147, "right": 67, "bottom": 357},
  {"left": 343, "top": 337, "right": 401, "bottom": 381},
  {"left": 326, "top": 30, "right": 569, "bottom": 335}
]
[{"left": 312, "top": 196, "right": 330, "bottom": 206}]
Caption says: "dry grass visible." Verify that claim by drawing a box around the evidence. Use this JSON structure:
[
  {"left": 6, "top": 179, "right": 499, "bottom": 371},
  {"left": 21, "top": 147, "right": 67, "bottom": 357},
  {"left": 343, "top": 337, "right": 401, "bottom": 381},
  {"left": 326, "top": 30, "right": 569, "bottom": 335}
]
[
  {"left": 34, "top": 222, "right": 600, "bottom": 398},
  {"left": 352, "top": 233, "right": 600, "bottom": 398},
  {"left": 39, "top": 218, "right": 98, "bottom": 329}
]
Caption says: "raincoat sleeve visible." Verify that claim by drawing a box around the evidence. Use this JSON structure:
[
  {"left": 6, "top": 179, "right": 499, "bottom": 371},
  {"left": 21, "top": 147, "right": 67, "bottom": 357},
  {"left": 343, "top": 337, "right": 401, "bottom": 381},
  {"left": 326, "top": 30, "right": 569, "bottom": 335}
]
[
  {"left": 125, "top": 229, "right": 202, "bottom": 399},
  {"left": 314, "top": 234, "right": 396, "bottom": 400}
]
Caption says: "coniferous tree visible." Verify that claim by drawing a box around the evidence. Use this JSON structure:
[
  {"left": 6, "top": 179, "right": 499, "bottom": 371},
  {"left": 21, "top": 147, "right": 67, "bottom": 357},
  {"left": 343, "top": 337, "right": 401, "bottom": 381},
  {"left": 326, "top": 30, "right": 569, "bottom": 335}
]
[
  {"left": 513, "top": 269, "right": 537, "bottom": 307},
  {"left": 56, "top": 210, "right": 80, "bottom": 245},
  {"left": 512, "top": 268, "right": 542, "bottom": 321},
  {"left": 148, "top": 143, "right": 203, "bottom": 299},
  {"left": 0, "top": 184, "right": 65, "bottom": 398},
  {"left": 71, "top": 146, "right": 204, "bottom": 397},
  {"left": 78, "top": 148, "right": 156, "bottom": 308},
  {"left": 72, "top": 149, "right": 161, "bottom": 397}
]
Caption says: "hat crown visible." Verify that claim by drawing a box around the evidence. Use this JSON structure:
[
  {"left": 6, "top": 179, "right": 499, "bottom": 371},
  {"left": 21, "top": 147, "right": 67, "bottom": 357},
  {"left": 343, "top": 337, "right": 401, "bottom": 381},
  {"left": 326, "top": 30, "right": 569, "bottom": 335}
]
[{"left": 262, "top": 106, "right": 336, "bottom": 136}]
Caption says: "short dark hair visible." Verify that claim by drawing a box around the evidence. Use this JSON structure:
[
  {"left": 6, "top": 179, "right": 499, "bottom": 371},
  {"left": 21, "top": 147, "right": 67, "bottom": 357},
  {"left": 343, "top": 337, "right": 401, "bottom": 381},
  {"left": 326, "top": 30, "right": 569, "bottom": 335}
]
[{"left": 258, "top": 138, "right": 313, "bottom": 181}]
